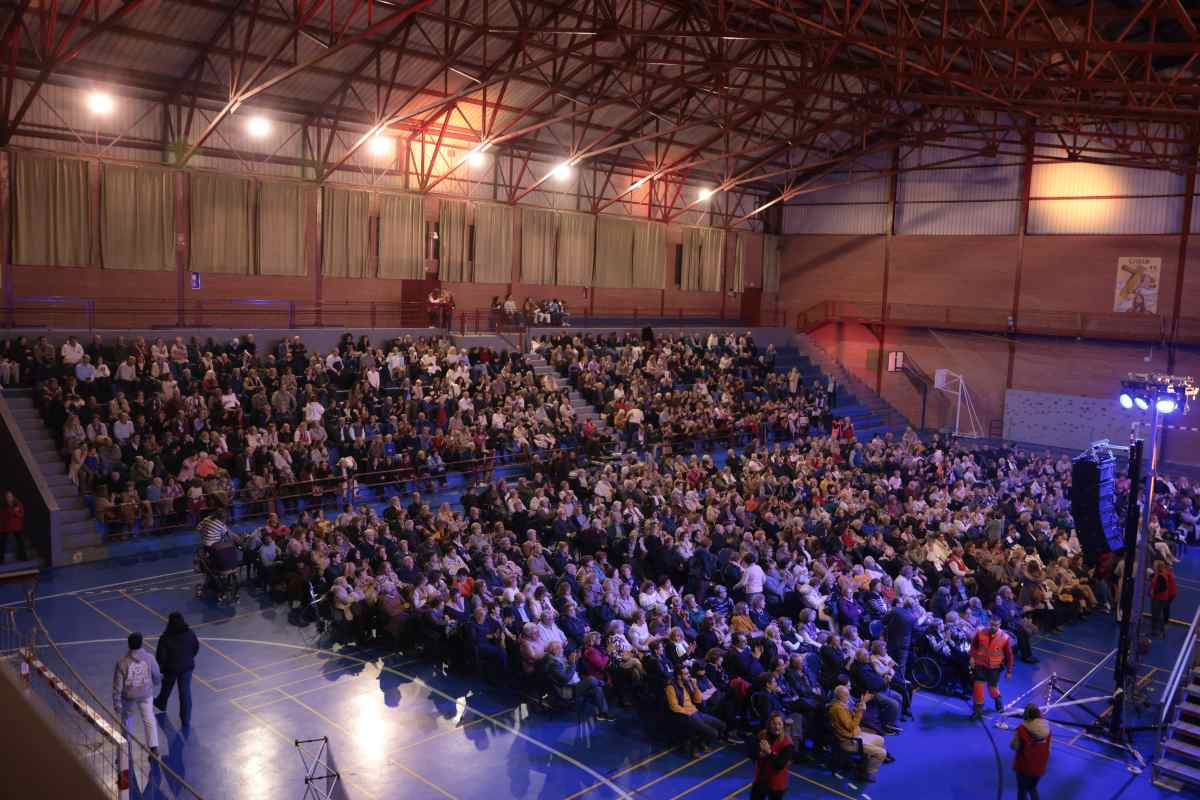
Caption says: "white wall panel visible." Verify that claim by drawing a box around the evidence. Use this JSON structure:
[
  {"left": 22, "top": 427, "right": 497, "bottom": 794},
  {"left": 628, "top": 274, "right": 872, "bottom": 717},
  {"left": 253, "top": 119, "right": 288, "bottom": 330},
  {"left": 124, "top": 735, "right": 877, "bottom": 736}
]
[
  {"left": 782, "top": 171, "right": 888, "bottom": 234},
  {"left": 895, "top": 139, "right": 1023, "bottom": 234},
  {"left": 1029, "top": 157, "right": 1186, "bottom": 234}
]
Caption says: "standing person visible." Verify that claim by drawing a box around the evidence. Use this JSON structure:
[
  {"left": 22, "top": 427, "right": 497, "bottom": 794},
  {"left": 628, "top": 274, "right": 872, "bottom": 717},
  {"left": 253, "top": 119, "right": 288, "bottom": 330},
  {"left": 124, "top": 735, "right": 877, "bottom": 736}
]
[
  {"left": 750, "top": 712, "right": 794, "bottom": 800},
  {"left": 0, "top": 490, "right": 29, "bottom": 563},
  {"left": 969, "top": 616, "right": 1014, "bottom": 720},
  {"left": 154, "top": 612, "right": 200, "bottom": 726},
  {"left": 1011, "top": 704, "right": 1051, "bottom": 800},
  {"left": 112, "top": 632, "right": 161, "bottom": 756},
  {"left": 1151, "top": 559, "right": 1178, "bottom": 638}
]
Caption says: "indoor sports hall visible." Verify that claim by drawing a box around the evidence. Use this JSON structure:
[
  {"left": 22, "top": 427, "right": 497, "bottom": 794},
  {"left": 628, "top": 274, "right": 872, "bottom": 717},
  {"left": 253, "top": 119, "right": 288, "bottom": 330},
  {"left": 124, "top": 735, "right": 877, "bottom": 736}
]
[{"left": 3, "top": 1, "right": 1200, "bottom": 799}]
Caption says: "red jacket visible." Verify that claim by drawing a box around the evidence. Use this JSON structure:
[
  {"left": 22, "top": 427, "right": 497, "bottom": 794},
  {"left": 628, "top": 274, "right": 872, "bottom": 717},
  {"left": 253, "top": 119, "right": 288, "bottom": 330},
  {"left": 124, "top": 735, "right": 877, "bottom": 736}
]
[
  {"left": 1152, "top": 571, "right": 1178, "bottom": 602},
  {"left": 753, "top": 733, "right": 794, "bottom": 792},
  {"left": 0, "top": 501, "right": 24, "bottom": 535},
  {"left": 1012, "top": 720, "right": 1051, "bottom": 777}
]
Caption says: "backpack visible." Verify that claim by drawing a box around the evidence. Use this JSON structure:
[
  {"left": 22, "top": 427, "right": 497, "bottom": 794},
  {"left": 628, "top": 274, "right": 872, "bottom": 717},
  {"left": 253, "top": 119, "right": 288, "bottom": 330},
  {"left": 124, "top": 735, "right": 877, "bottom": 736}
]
[{"left": 125, "top": 658, "right": 151, "bottom": 692}]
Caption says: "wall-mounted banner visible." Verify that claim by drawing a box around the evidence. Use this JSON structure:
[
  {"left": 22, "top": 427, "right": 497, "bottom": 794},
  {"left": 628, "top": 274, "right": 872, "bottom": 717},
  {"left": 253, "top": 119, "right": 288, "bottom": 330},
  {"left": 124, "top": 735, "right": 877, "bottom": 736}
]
[{"left": 1113, "top": 256, "right": 1160, "bottom": 313}]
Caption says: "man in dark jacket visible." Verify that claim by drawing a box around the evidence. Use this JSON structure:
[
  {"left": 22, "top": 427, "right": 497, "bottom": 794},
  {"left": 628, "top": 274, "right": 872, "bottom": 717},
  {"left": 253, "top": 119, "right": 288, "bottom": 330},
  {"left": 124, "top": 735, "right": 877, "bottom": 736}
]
[
  {"left": 884, "top": 598, "right": 917, "bottom": 679},
  {"left": 849, "top": 649, "right": 902, "bottom": 732},
  {"left": 154, "top": 612, "right": 200, "bottom": 726}
]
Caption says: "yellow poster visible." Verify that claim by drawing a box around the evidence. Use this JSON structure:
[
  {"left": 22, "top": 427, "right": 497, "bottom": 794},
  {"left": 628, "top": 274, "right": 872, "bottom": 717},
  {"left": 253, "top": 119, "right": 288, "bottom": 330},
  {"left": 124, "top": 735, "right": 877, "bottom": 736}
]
[{"left": 1113, "top": 256, "right": 1160, "bottom": 313}]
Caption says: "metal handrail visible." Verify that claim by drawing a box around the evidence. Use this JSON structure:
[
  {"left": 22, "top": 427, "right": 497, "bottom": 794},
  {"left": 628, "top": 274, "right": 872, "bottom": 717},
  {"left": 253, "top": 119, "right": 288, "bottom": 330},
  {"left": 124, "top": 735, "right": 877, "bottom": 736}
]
[{"left": 1154, "top": 602, "right": 1200, "bottom": 763}]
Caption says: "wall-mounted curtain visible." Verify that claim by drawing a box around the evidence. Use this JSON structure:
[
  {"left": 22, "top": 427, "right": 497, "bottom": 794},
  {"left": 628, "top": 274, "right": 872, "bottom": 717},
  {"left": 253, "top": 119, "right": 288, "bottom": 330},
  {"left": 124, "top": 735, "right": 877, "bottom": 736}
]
[
  {"left": 631, "top": 219, "right": 665, "bottom": 289},
  {"left": 438, "top": 199, "right": 468, "bottom": 281},
  {"left": 521, "top": 208, "right": 557, "bottom": 284},
  {"left": 322, "top": 187, "right": 369, "bottom": 278},
  {"left": 556, "top": 211, "right": 595, "bottom": 286},
  {"left": 681, "top": 226, "right": 725, "bottom": 291},
  {"left": 14, "top": 154, "right": 91, "bottom": 266},
  {"left": 593, "top": 216, "right": 634, "bottom": 288},
  {"left": 763, "top": 234, "right": 781, "bottom": 292},
  {"left": 257, "top": 181, "right": 307, "bottom": 275},
  {"left": 101, "top": 164, "right": 172, "bottom": 271},
  {"left": 732, "top": 233, "right": 746, "bottom": 293},
  {"left": 473, "top": 202, "right": 515, "bottom": 283},
  {"left": 190, "top": 172, "right": 252, "bottom": 274},
  {"left": 378, "top": 192, "right": 424, "bottom": 279}
]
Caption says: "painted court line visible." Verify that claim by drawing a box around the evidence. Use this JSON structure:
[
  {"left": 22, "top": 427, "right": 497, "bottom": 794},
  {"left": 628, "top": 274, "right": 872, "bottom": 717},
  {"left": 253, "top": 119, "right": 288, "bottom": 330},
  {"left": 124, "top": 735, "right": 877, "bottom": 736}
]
[
  {"left": 1, "top": 569, "right": 196, "bottom": 606},
  {"left": 119, "top": 590, "right": 265, "bottom": 680},
  {"left": 560, "top": 746, "right": 680, "bottom": 800},
  {"left": 668, "top": 758, "right": 749, "bottom": 800},
  {"left": 203, "top": 637, "right": 637, "bottom": 800},
  {"left": 277, "top": 687, "right": 460, "bottom": 800}
]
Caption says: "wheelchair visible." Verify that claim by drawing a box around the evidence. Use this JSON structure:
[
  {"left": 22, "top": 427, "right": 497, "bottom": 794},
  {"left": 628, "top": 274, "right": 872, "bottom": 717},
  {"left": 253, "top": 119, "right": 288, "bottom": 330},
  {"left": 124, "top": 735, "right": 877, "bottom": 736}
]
[{"left": 194, "top": 544, "right": 242, "bottom": 605}]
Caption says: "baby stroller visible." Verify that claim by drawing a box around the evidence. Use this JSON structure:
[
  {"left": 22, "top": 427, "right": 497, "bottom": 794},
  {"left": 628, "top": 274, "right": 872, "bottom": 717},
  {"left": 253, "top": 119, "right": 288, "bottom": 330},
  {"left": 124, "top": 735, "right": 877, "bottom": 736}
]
[{"left": 195, "top": 540, "right": 242, "bottom": 605}]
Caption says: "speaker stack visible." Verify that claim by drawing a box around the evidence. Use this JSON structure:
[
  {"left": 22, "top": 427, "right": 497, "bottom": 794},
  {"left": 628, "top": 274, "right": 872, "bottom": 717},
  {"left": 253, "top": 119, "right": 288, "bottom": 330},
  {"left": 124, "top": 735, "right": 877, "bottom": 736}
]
[{"left": 1070, "top": 448, "right": 1123, "bottom": 562}]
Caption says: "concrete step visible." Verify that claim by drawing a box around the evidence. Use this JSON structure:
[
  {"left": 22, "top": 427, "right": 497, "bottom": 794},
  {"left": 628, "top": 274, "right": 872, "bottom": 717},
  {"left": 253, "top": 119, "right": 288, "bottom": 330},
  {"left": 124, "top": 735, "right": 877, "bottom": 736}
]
[
  {"left": 1172, "top": 720, "right": 1200, "bottom": 742},
  {"left": 1156, "top": 758, "right": 1200, "bottom": 788},
  {"left": 60, "top": 519, "right": 99, "bottom": 537},
  {"left": 44, "top": 473, "right": 75, "bottom": 489},
  {"left": 1166, "top": 738, "right": 1200, "bottom": 765},
  {"left": 1176, "top": 701, "right": 1200, "bottom": 720}
]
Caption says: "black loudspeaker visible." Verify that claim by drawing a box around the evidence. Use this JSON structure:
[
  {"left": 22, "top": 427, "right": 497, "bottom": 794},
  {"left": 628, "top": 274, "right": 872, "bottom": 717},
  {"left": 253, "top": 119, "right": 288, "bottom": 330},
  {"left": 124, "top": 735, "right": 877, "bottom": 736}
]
[
  {"left": 1071, "top": 451, "right": 1123, "bottom": 560},
  {"left": 641, "top": 326, "right": 654, "bottom": 343}
]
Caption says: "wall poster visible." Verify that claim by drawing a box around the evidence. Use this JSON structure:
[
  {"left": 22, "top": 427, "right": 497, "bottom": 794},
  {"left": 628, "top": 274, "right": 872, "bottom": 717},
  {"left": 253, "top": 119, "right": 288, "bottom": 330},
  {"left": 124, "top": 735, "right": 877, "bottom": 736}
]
[{"left": 1113, "top": 256, "right": 1160, "bottom": 313}]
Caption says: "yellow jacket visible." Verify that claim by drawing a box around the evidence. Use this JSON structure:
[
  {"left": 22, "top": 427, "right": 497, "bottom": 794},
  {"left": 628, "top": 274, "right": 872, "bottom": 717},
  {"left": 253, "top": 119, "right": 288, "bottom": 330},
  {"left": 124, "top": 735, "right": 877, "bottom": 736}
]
[
  {"left": 828, "top": 699, "right": 864, "bottom": 740},
  {"left": 665, "top": 680, "right": 703, "bottom": 716}
]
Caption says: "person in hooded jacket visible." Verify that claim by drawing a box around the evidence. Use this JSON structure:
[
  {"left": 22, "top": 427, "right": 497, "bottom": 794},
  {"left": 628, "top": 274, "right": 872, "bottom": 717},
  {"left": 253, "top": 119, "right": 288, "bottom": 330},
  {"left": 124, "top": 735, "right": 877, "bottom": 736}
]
[
  {"left": 154, "top": 612, "right": 200, "bottom": 726},
  {"left": 1011, "top": 703, "right": 1051, "bottom": 800}
]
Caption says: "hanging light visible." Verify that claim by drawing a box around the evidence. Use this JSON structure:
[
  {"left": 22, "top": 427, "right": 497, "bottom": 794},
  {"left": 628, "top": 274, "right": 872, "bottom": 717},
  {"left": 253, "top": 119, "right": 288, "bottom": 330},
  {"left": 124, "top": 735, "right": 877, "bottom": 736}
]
[
  {"left": 368, "top": 134, "right": 394, "bottom": 158},
  {"left": 1118, "top": 393, "right": 1134, "bottom": 410},
  {"left": 467, "top": 146, "right": 488, "bottom": 168},
  {"left": 1133, "top": 395, "right": 1150, "bottom": 411},
  {"left": 86, "top": 92, "right": 115, "bottom": 115},
  {"left": 550, "top": 161, "right": 573, "bottom": 181},
  {"left": 245, "top": 115, "right": 271, "bottom": 138},
  {"left": 1156, "top": 395, "right": 1179, "bottom": 414},
  {"left": 698, "top": 187, "right": 714, "bottom": 201}
]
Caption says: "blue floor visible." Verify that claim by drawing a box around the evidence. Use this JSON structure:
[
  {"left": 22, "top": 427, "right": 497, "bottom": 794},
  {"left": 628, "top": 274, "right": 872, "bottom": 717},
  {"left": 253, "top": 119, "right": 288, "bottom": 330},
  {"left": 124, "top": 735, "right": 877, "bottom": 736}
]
[{"left": 7, "top": 555, "right": 1200, "bottom": 800}]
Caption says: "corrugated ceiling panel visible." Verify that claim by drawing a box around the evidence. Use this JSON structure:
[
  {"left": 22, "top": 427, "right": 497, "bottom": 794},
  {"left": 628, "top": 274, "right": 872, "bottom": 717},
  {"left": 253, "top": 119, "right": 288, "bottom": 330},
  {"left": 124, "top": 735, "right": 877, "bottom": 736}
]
[
  {"left": 783, "top": 170, "right": 888, "bottom": 235},
  {"left": 1028, "top": 160, "right": 1186, "bottom": 234},
  {"left": 895, "top": 201, "right": 1020, "bottom": 235},
  {"left": 899, "top": 139, "right": 1023, "bottom": 203}
]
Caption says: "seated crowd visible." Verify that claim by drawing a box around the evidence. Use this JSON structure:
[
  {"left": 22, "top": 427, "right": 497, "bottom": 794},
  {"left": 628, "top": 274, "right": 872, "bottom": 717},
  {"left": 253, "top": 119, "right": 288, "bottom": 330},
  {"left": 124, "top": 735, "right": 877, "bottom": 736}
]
[
  {"left": 221, "top": 424, "right": 1196, "bottom": 783},
  {"left": 536, "top": 330, "right": 847, "bottom": 448},
  {"left": 492, "top": 294, "right": 571, "bottom": 327},
  {"left": 23, "top": 332, "right": 614, "bottom": 535}
]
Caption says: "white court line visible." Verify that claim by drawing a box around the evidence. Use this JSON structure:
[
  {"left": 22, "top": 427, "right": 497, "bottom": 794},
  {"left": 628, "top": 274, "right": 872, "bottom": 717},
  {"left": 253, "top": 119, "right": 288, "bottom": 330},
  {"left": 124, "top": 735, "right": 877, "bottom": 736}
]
[
  {"left": 1, "top": 568, "right": 195, "bottom": 607},
  {"left": 200, "top": 636, "right": 636, "bottom": 800}
]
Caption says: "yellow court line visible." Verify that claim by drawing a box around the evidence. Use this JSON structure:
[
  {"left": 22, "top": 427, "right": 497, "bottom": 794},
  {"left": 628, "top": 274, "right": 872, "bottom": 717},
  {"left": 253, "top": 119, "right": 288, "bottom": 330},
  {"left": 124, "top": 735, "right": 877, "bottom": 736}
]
[
  {"left": 634, "top": 746, "right": 728, "bottom": 792},
  {"left": 790, "top": 770, "right": 860, "bottom": 800},
  {"left": 667, "top": 758, "right": 749, "bottom": 800},
  {"left": 1031, "top": 645, "right": 1168, "bottom": 685},
  {"left": 76, "top": 595, "right": 218, "bottom": 691},
  {"left": 119, "top": 590, "right": 263, "bottom": 680},
  {"left": 387, "top": 705, "right": 523, "bottom": 756},
  {"left": 721, "top": 782, "right": 752, "bottom": 800},
  {"left": 561, "top": 746, "right": 680, "bottom": 800},
  {"left": 190, "top": 607, "right": 276, "bottom": 630},
  {"left": 229, "top": 697, "right": 381, "bottom": 800},
  {"left": 201, "top": 636, "right": 637, "bottom": 800},
  {"left": 280, "top": 688, "right": 459, "bottom": 800},
  {"left": 228, "top": 653, "right": 420, "bottom": 700},
  {"left": 1034, "top": 635, "right": 1114, "bottom": 658}
]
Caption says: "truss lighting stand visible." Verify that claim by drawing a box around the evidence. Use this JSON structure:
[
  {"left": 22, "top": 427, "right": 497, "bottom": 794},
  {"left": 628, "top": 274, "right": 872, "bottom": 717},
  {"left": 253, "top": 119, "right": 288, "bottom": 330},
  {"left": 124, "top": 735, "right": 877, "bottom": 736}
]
[{"left": 295, "top": 736, "right": 340, "bottom": 800}]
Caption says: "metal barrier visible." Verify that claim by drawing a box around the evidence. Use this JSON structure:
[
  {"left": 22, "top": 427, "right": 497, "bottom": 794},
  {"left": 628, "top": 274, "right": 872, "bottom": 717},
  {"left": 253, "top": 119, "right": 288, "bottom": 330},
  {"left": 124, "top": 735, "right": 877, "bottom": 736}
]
[{"left": 1154, "top": 603, "right": 1200, "bottom": 766}]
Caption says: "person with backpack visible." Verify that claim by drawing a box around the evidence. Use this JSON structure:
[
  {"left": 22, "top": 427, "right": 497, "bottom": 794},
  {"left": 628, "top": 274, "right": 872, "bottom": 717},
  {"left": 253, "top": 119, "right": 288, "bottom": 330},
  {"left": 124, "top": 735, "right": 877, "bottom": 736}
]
[
  {"left": 1011, "top": 703, "right": 1051, "bottom": 800},
  {"left": 154, "top": 612, "right": 200, "bottom": 726},
  {"left": 112, "top": 632, "right": 161, "bottom": 755}
]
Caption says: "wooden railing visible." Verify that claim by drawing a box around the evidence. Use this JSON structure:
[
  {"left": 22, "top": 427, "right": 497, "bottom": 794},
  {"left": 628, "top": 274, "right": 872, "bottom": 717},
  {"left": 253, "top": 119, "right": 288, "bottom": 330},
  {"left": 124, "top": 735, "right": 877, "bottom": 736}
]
[{"left": 793, "top": 299, "right": 1197, "bottom": 344}]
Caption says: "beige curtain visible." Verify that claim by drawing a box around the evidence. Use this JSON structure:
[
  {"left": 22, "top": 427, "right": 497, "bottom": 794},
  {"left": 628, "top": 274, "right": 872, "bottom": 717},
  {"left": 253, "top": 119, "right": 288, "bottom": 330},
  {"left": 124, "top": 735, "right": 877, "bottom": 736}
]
[
  {"left": 257, "top": 181, "right": 307, "bottom": 276},
  {"left": 190, "top": 172, "right": 252, "bottom": 274},
  {"left": 556, "top": 211, "right": 595, "bottom": 286},
  {"left": 322, "top": 187, "right": 369, "bottom": 278},
  {"left": 101, "top": 164, "right": 173, "bottom": 271},
  {"left": 521, "top": 208, "right": 557, "bottom": 284},
  {"left": 681, "top": 226, "right": 724, "bottom": 292},
  {"left": 439, "top": 199, "right": 468, "bottom": 281},
  {"left": 593, "top": 216, "right": 634, "bottom": 288},
  {"left": 631, "top": 219, "right": 665, "bottom": 289},
  {"left": 473, "top": 202, "right": 515, "bottom": 283},
  {"left": 731, "top": 233, "right": 746, "bottom": 293},
  {"left": 763, "top": 234, "right": 781, "bottom": 292},
  {"left": 14, "top": 154, "right": 91, "bottom": 266},
  {"left": 378, "top": 192, "right": 425, "bottom": 279}
]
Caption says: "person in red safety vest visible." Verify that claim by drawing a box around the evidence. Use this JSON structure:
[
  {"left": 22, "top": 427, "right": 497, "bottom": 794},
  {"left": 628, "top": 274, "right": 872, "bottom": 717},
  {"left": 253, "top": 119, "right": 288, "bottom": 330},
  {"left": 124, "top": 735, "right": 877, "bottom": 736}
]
[
  {"left": 969, "top": 616, "right": 1014, "bottom": 720},
  {"left": 750, "top": 712, "right": 794, "bottom": 800}
]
